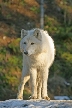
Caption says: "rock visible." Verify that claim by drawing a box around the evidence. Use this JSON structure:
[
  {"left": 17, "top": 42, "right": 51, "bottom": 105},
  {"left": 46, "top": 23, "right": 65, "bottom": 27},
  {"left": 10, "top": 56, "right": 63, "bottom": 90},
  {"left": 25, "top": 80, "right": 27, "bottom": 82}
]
[
  {"left": 48, "top": 76, "right": 70, "bottom": 96},
  {"left": 3, "top": 36, "right": 6, "bottom": 40},
  {"left": 0, "top": 99, "right": 72, "bottom": 108},
  {"left": 54, "top": 96, "right": 70, "bottom": 100}
]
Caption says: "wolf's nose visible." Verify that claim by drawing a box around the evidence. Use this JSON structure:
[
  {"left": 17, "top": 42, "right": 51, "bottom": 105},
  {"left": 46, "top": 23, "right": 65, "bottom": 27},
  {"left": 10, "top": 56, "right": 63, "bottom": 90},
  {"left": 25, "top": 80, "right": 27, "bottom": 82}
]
[{"left": 24, "top": 51, "right": 28, "bottom": 55}]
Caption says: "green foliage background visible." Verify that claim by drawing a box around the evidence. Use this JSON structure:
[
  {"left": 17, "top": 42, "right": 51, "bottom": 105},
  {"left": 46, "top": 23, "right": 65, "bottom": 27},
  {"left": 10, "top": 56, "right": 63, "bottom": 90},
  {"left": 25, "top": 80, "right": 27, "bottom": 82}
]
[{"left": 0, "top": 0, "right": 72, "bottom": 100}]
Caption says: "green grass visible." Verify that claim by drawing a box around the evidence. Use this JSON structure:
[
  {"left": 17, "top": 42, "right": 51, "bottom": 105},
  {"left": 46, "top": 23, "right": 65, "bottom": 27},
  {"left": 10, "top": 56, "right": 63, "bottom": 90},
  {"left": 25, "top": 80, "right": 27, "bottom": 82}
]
[{"left": 30, "top": 6, "right": 40, "bottom": 13}]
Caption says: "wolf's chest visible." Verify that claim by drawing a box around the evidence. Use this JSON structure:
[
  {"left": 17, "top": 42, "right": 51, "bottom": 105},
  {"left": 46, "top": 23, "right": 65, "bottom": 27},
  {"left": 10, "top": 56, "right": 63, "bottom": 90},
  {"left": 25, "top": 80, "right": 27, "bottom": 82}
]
[{"left": 28, "top": 53, "right": 48, "bottom": 68}]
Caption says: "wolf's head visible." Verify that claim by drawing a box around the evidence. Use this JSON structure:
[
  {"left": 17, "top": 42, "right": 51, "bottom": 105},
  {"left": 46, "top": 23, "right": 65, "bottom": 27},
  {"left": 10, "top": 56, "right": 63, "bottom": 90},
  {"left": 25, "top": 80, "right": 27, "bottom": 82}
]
[{"left": 20, "top": 28, "right": 42, "bottom": 56}]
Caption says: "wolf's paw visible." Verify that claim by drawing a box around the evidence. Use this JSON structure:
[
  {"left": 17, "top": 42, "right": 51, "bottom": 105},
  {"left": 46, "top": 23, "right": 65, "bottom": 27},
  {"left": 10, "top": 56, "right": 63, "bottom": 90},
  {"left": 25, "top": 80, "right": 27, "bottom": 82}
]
[
  {"left": 43, "top": 96, "right": 50, "bottom": 100},
  {"left": 17, "top": 95, "right": 23, "bottom": 100},
  {"left": 29, "top": 96, "right": 37, "bottom": 99}
]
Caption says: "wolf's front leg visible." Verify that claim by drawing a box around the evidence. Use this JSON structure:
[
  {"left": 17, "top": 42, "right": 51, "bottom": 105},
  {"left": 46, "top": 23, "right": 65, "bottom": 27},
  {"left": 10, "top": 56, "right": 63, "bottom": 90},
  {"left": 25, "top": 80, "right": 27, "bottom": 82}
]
[
  {"left": 42, "top": 68, "right": 50, "bottom": 100},
  {"left": 17, "top": 75, "right": 30, "bottom": 99},
  {"left": 30, "top": 68, "right": 37, "bottom": 99}
]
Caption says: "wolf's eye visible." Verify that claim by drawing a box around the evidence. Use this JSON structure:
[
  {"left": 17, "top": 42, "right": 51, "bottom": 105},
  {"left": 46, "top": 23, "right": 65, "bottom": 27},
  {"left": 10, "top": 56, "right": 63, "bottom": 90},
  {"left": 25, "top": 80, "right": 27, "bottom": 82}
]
[
  {"left": 31, "top": 43, "right": 34, "bottom": 45},
  {"left": 23, "top": 42, "right": 26, "bottom": 44}
]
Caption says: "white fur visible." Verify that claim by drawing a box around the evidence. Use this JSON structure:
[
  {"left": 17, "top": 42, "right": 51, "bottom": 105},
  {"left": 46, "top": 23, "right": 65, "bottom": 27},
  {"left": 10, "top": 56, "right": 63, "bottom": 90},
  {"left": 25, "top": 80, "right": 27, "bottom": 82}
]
[{"left": 17, "top": 28, "right": 55, "bottom": 99}]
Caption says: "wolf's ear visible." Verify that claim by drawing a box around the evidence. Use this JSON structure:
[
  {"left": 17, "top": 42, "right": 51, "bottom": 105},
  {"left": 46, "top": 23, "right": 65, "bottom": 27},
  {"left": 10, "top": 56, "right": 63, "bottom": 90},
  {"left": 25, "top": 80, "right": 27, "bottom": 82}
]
[
  {"left": 34, "top": 29, "right": 41, "bottom": 41},
  {"left": 21, "top": 29, "right": 28, "bottom": 38}
]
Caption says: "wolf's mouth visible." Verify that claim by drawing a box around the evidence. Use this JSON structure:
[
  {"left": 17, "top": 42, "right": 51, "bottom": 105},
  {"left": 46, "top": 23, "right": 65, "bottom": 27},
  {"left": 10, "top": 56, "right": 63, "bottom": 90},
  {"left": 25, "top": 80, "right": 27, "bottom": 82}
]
[{"left": 24, "top": 51, "right": 28, "bottom": 55}]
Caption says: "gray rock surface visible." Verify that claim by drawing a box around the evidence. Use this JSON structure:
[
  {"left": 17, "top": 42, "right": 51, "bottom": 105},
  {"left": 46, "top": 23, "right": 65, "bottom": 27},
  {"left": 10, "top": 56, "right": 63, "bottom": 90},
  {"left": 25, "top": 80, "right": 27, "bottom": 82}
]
[{"left": 0, "top": 99, "right": 72, "bottom": 108}]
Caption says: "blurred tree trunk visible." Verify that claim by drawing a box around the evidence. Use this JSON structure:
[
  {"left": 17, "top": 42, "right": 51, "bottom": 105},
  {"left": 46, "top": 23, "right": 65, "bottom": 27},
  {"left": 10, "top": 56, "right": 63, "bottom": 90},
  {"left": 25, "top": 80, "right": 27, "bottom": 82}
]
[
  {"left": 40, "top": 0, "right": 44, "bottom": 29},
  {"left": 63, "top": 1, "right": 67, "bottom": 25},
  {"left": 68, "top": 0, "right": 72, "bottom": 25},
  {"left": 69, "top": 0, "right": 72, "bottom": 5},
  {"left": 68, "top": 13, "right": 72, "bottom": 25},
  {"left": 63, "top": 0, "right": 72, "bottom": 26},
  {"left": 64, "top": 9, "right": 67, "bottom": 25}
]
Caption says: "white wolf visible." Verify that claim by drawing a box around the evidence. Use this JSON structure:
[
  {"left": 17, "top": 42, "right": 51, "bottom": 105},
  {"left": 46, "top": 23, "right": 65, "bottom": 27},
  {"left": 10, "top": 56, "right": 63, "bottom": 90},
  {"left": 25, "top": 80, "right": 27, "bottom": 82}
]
[{"left": 17, "top": 28, "right": 55, "bottom": 100}]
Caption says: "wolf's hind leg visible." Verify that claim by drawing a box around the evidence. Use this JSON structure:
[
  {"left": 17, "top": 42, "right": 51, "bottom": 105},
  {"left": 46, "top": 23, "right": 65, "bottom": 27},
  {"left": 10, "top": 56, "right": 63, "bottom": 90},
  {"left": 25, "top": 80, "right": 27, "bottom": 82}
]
[
  {"left": 37, "top": 74, "right": 42, "bottom": 99},
  {"left": 37, "top": 82, "right": 42, "bottom": 99}
]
